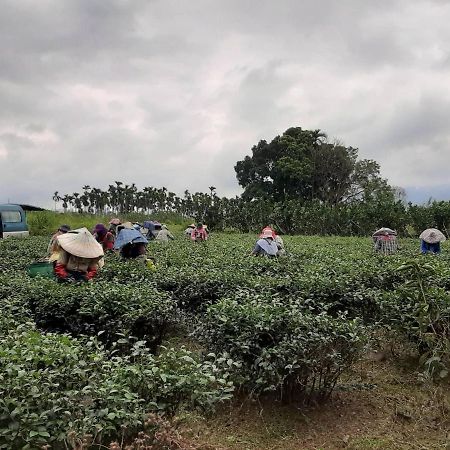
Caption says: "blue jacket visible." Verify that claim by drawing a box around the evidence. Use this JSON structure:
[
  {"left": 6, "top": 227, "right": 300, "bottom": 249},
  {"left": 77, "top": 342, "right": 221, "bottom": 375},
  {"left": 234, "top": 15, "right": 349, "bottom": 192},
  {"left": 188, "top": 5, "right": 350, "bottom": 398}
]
[{"left": 421, "top": 239, "right": 440, "bottom": 254}]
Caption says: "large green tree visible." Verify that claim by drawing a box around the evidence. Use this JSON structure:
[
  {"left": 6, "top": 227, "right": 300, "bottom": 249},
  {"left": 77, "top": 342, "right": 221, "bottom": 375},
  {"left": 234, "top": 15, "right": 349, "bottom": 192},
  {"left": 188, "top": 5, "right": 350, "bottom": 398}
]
[{"left": 235, "top": 127, "right": 391, "bottom": 205}]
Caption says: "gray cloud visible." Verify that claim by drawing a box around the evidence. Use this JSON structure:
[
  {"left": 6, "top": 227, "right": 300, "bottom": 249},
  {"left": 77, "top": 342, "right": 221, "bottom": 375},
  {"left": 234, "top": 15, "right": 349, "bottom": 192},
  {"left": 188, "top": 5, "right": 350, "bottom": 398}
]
[{"left": 1, "top": 0, "right": 450, "bottom": 208}]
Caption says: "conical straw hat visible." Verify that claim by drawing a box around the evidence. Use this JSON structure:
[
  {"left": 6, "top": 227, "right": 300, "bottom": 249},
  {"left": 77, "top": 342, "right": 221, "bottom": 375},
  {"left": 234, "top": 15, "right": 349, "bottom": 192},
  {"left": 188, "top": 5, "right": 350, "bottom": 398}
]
[
  {"left": 372, "top": 227, "right": 397, "bottom": 237},
  {"left": 121, "top": 221, "right": 135, "bottom": 229},
  {"left": 57, "top": 227, "right": 104, "bottom": 258},
  {"left": 419, "top": 228, "right": 446, "bottom": 244}
]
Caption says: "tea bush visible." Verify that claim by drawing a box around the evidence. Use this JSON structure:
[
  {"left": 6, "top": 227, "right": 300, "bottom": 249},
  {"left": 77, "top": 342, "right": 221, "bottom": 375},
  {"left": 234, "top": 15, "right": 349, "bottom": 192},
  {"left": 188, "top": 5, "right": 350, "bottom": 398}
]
[
  {"left": 195, "top": 297, "right": 366, "bottom": 401},
  {"left": 0, "top": 236, "right": 48, "bottom": 273},
  {"left": 25, "top": 279, "right": 177, "bottom": 351},
  {"left": 123, "top": 343, "right": 235, "bottom": 414},
  {"left": 0, "top": 325, "right": 145, "bottom": 449},
  {"left": 0, "top": 324, "right": 234, "bottom": 449},
  {"left": 1, "top": 231, "right": 449, "bottom": 447},
  {"left": 380, "top": 260, "right": 450, "bottom": 379}
]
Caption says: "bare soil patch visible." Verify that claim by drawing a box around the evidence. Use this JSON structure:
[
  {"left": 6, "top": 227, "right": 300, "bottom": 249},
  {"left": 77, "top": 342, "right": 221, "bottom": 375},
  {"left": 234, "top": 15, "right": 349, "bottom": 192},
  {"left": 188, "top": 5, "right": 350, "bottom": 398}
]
[{"left": 181, "top": 356, "right": 450, "bottom": 450}]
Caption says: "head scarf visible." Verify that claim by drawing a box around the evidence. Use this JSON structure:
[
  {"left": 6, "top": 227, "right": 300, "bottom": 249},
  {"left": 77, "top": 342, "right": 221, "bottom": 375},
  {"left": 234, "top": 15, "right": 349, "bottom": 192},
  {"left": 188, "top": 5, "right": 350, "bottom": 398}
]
[{"left": 93, "top": 223, "right": 108, "bottom": 237}]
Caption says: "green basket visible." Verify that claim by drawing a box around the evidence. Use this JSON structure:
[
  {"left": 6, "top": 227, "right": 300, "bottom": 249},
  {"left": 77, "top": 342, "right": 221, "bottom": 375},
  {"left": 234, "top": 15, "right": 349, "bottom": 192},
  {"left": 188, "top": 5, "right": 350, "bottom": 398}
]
[{"left": 27, "top": 261, "right": 55, "bottom": 279}]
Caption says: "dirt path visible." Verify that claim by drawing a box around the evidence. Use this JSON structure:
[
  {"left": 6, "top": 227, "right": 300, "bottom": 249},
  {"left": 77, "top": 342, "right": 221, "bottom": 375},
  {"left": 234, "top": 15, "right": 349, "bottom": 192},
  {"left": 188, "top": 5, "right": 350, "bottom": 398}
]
[{"left": 182, "top": 358, "right": 450, "bottom": 449}]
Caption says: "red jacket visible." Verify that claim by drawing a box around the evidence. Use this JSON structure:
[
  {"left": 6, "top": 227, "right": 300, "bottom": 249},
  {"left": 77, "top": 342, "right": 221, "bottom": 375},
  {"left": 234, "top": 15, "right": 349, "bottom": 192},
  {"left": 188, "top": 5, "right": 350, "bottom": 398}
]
[
  {"left": 191, "top": 227, "right": 208, "bottom": 241},
  {"left": 54, "top": 263, "right": 97, "bottom": 280},
  {"left": 97, "top": 232, "right": 114, "bottom": 251}
]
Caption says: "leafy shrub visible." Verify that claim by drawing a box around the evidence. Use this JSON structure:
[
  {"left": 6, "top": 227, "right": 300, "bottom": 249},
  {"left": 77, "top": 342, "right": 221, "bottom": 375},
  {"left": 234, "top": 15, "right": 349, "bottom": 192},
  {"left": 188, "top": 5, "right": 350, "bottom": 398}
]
[
  {"left": 0, "top": 325, "right": 234, "bottom": 449},
  {"left": 0, "top": 274, "right": 34, "bottom": 332},
  {"left": 26, "top": 279, "right": 177, "bottom": 351},
  {"left": 26, "top": 210, "right": 58, "bottom": 236},
  {"left": 195, "top": 298, "right": 366, "bottom": 402},
  {"left": 0, "top": 325, "right": 145, "bottom": 449},
  {"left": 380, "top": 260, "right": 450, "bottom": 380},
  {"left": 123, "top": 343, "right": 235, "bottom": 414},
  {"left": 96, "top": 256, "right": 154, "bottom": 284},
  {"left": 5, "top": 226, "right": 450, "bottom": 449},
  {"left": 0, "top": 236, "right": 48, "bottom": 273}
]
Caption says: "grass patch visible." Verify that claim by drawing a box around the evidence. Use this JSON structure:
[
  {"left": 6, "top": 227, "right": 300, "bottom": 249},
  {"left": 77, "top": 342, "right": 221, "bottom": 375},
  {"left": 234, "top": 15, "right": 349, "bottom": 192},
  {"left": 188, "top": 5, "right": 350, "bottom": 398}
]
[{"left": 27, "top": 211, "right": 187, "bottom": 236}]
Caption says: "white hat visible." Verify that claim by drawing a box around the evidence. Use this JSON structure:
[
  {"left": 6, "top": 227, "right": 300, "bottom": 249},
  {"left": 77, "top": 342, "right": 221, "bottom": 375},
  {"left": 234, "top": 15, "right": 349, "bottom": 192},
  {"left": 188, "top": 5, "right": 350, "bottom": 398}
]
[
  {"left": 419, "top": 228, "right": 446, "bottom": 244},
  {"left": 57, "top": 227, "right": 104, "bottom": 259},
  {"left": 372, "top": 227, "right": 397, "bottom": 237},
  {"left": 121, "top": 221, "right": 135, "bottom": 229}
]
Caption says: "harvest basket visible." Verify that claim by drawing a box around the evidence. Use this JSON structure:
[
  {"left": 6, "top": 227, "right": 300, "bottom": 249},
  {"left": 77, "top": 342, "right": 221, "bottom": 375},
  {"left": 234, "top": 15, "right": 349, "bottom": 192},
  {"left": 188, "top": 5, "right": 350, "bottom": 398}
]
[{"left": 27, "top": 261, "right": 55, "bottom": 278}]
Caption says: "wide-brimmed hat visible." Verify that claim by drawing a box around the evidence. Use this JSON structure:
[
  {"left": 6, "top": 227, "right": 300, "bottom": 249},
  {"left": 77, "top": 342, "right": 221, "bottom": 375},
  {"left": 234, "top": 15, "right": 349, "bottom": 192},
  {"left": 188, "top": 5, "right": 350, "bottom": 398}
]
[
  {"left": 114, "top": 228, "right": 148, "bottom": 250},
  {"left": 419, "top": 228, "right": 446, "bottom": 244},
  {"left": 109, "top": 218, "right": 121, "bottom": 225},
  {"left": 372, "top": 227, "right": 397, "bottom": 237},
  {"left": 57, "top": 227, "right": 104, "bottom": 259},
  {"left": 120, "top": 221, "right": 135, "bottom": 229}
]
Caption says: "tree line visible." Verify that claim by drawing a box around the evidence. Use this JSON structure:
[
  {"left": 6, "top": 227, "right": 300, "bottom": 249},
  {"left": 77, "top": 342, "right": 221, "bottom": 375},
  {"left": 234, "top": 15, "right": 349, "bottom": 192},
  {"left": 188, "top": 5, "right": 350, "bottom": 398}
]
[{"left": 52, "top": 127, "right": 450, "bottom": 237}]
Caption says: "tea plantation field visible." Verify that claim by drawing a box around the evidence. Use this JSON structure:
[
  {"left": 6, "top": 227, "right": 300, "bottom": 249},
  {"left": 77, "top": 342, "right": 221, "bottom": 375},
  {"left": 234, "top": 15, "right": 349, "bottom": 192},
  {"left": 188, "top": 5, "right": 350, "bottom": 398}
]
[{"left": 1, "top": 234, "right": 449, "bottom": 449}]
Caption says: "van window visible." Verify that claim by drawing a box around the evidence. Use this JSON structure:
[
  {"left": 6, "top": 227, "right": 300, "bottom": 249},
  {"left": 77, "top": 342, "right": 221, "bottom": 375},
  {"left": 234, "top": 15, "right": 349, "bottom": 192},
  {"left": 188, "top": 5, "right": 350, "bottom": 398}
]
[{"left": 1, "top": 211, "right": 22, "bottom": 223}]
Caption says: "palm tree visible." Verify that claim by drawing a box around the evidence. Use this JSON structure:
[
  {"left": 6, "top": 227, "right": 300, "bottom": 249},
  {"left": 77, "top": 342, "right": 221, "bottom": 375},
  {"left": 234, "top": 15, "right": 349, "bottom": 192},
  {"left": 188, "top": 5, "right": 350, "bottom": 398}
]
[
  {"left": 52, "top": 191, "right": 61, "bottom": 211},
  {"left": 71, "top": 192, "right": 82, "bottom": 213},
  {"left": 108, "top": 184, "right": 118, "bottom": 213},
  {"left": 61, "top": 194, "right": 69, "bottom": 213}
]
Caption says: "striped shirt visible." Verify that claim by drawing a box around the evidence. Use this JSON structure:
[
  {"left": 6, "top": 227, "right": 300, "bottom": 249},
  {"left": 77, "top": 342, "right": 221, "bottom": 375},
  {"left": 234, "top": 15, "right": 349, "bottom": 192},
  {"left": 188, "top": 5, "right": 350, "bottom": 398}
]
[{"left": 374, "top": 236, "right": 398, "bottom": 255}]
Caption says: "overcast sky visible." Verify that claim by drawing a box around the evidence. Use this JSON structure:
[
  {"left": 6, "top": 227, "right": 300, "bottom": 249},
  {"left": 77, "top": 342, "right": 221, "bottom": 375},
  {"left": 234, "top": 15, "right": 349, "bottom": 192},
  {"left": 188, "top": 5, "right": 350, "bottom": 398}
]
[{"left": 1, "top": 0, "right": 449, "bottom": 208}]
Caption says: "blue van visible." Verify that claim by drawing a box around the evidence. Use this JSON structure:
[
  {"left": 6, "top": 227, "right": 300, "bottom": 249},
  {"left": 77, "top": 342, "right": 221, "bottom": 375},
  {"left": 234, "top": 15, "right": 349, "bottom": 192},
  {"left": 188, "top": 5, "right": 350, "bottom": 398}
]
[{"left": 0, "top": 204, "right": 29, "bottom": 238}]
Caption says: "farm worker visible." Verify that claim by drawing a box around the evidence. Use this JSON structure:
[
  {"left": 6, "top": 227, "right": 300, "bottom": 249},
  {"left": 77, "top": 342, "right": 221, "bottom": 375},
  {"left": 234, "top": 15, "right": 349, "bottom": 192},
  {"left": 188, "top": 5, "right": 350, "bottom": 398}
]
[
  {"left": 47, "top": 224, "right": 71, "bottom": 261},
  {"left": 184, "top": 224, "right": 195, "bottom": 237},
  {"left": 374, "top": 232, "right": 398, "bottom": 255},
  {"left": 419, "top": 228, "right": 446, "bottom": 254},
  {"left": 260, "top": 226, "right": 285, "bottom": 256},
  {"left": 151, "top": 222, "right": 163, "bottom": 239},
  {"left": 120, "top": 242, "right": 147, "bottom": 259},
  {"left": 141, "top": 221, "right": 157, "bottom": 240},
  {"left": 274, "top": 235, "right": 286, "bottom": 256},
  {"left": 114, "top": 228, "right": 154, "bottom": 267},
  {"left": 54, "top": 228, "right": 104, "bottom": 282},
  {"left": 252, "top": 229, "right": 279, "bottom": 257},
  {"left": 92, "top": 223, "right": 115, "bottom": 252},
  {"left": 155, "top": 224, "right": 175, "bottom": 242},
  {"left": 371, "top": 228, "right": 398, "bottom": 255},
  {"left": 191, "top": 223, "right": 208, "bottom": 242},
  {"left": 108, "top": 218, "right": 121, "bottom": 237},
  {"left": 117, "top": 221, "right": 136, "bottom": 232},
  {"left": 142, "top": 221, "right": 155, "bottom": 238}
]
